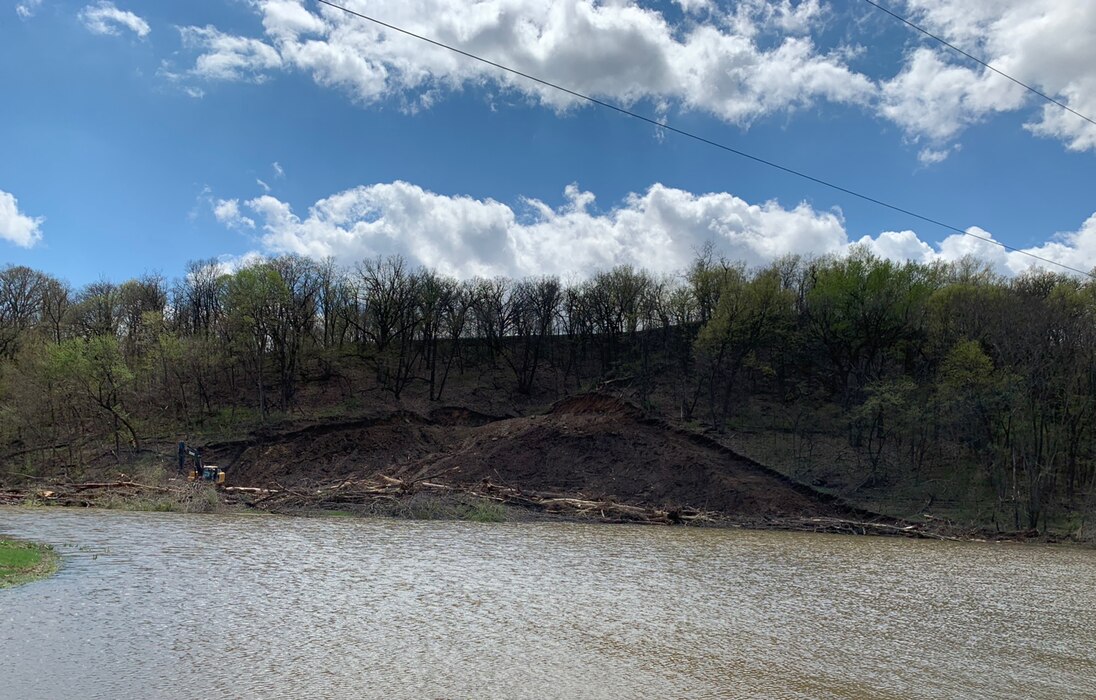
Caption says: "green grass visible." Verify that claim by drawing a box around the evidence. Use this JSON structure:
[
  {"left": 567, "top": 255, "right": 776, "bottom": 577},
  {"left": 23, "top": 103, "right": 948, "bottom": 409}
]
[
  {"left": 459, "top": 499, "right": 508, "bottom": 523},
  {"left": 0, "top": 539, "right": 59, "bottom": 588},
  {"left": 313, "top": 509, "right": 357, "bottom": 518},
  {"left": 97, "top": 484, "right": 223, "bottom": 514},
  {"left": 374, "top": 494, "right": 509, "bottom": 522}
]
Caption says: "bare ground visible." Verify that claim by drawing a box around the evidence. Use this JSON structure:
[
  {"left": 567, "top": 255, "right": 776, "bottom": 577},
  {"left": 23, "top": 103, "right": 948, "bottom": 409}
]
[{"left": 197, "top": 393, "right": 861, "bottom": 523}]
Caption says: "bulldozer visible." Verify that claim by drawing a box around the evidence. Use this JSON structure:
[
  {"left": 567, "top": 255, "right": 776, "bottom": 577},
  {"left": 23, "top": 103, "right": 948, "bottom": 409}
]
[{"left": 178, "top": 442, "right": 226, "bottom": 487}]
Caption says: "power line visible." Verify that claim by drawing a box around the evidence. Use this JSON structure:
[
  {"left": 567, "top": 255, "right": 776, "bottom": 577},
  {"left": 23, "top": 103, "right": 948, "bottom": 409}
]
[
  {"left": 860, "top": 0, "right": 1096, "bottom": 129},
  {"left": 314, "top": 0, "right": 1094, "bottom": 279}
]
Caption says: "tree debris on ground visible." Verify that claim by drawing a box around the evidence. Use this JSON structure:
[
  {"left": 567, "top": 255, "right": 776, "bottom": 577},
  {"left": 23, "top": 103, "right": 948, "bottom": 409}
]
[{"left": 3, "top": 474, "right": 1045, "bottom": 541}]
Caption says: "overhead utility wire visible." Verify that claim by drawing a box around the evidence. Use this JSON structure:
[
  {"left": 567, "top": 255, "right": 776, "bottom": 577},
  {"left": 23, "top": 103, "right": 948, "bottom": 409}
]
[
  {"left": 860, "top": 0, "right": 1096, "bottom": 129},
  {"left": 315, "top": 0, "right": 1094, "bottom": 279}
]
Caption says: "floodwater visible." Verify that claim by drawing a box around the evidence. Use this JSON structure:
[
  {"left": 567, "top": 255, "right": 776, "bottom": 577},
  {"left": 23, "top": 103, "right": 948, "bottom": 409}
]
[{"left": 1, "top": 508, "right": 1094, "bottom": 699}]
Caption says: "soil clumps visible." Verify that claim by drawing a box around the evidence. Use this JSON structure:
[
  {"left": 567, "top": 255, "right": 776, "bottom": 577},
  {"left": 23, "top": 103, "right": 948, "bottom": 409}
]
[{"left": 203, "top": 393, "right": 856, "bottom": 522}]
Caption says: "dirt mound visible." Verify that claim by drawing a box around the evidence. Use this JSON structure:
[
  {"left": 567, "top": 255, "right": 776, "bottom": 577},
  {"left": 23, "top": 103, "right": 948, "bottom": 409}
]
[
  {"left": 427, "top": 406, "right": 506, "bottom": 427},
  {"left": 548, "top": 393, "right": 644, "bottom": 419},
  {"left": 199, "top": 393, "right": 855, "bottom": 521},
  {"left": 398, "top": 404, "right": 853, "bottom": 520},
  {"left": 204, "top": 413, "right": 453, "bottom": 486}
]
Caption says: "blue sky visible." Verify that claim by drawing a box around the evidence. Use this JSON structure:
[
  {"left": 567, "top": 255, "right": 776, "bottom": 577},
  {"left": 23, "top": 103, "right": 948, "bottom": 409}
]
[{"left": 1, "top": 0, "right": 1094, "bottom": 285}]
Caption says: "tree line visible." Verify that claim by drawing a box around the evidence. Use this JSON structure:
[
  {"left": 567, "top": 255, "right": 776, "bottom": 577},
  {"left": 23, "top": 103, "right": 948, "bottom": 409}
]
[{"left": 2, "top": 248, "right": 1095, "bottom": 531}]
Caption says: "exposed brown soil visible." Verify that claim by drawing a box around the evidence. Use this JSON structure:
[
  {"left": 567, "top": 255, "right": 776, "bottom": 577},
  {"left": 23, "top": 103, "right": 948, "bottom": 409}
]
[
  {"left": 201, "top": 393, "right": 859, "bottom": 522},
  {"left": 5, "top": 393, "right": 1063, "bottom": 539}
]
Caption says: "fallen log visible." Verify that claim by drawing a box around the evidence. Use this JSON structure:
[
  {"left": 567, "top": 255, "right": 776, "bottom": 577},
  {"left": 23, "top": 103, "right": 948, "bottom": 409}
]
[
  {"left": 70, "top": 481, "right": 178, "bottom": 494},
  {"left": 228, "top": 474, "right": 701, "bottom": 525},
  {"left": 767, "top": 516, "right": 962, "bottom": 541}
]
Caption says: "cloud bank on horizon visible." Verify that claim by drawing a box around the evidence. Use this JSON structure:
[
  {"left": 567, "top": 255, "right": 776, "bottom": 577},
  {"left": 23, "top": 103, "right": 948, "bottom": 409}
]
[
  {"left": 213, "top": 180, "right": 1096, "bottom": 279},
  {"left": 173, "top": 0, "right": 1096, "bottom": 162}
]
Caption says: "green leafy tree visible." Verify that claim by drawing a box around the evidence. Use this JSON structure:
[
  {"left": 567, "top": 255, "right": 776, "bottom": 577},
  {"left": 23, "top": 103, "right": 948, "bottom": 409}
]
[
  {"left": 694, "top": 267, "right": 793, "bottom": 429},
  {"left": 224, "top": 263, "right": 285, "bottom": 418},
  {"left": 46, "top": 335, "right": 138, "bottom": 456}
]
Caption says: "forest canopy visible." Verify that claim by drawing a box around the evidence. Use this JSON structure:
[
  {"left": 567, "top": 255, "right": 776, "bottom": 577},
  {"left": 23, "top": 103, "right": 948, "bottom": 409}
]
[{"left": 2, "top": 248, "right": 1094, "bottom": 533}]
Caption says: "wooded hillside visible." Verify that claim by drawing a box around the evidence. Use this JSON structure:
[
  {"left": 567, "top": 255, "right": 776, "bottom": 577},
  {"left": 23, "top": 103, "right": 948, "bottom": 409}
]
[{"left": 2, "top": 248, "right": 1094, "bottom": 533}]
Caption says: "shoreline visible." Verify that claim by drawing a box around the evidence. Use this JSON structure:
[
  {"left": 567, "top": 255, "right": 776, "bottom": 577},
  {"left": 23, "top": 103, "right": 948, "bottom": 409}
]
[
  {"left": 0, "top": 538, "right": 60, "bottom": 588},
  {"left": 1, "top": 479, "right": 1080, "bottom": 545}
]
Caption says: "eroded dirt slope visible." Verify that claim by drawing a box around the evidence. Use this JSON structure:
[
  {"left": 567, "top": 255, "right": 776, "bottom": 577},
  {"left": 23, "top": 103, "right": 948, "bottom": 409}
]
[
  {"left": 208, "top": 394, "right": 854, "bottom": 520},
  {"left": 394, "top": 395, "right": 850, "bottom": 517},
  {"left": 203, "top": 407, "right": 498, "bottom": 486}
]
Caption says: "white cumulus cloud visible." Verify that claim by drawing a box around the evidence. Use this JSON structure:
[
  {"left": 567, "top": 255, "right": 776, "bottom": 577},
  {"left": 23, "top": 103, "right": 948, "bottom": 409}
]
[
  {"left": 880, "top": 47, "right": 1025, "bottom": 149},
  {"left": 1005, "top": 214, "right": 1096, "bottom": 276},
  {"left": 213, "top": 198, "right": 256, "bottom": 230},
  {"left": 881, "top": 0, "right": 1096, "bottom": 156},
  {"left": 0, "top": 189, "right": 44, "bottom": 248},
  {"left": 213, "top": 179, "right": 1096, "bottom": 279},
  {"left": 854, "top": 229, "right": 934, "bottom": 263},
  {"left": 79, "top": 1, "right": 150, "bottom": 38},
  {"left": 860, "top": 221, "right": 1096, "bottom": 278},
  {"left": 166, "top": 1, "right": 1096, "bottom": 160},
  {"left": 178, "top": 25, "right": 282, "bottom": 82},
  {"left": 217, "top": 180, "right": 845, "bottom": 278},
  {"left": 179, "top": 0, "right": 874, "bottom": 126}
]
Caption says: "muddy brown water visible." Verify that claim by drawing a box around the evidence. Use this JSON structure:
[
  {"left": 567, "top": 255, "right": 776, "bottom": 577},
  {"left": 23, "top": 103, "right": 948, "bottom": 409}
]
[{"left": 1, "top": 508, "right": 1094, "bottom": 699}]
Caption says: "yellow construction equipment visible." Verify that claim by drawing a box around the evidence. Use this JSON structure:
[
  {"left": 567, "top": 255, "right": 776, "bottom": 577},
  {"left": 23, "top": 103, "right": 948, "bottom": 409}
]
[
  {"left": 188, "top": 464, "right": 226, "bottom": 486},
  {"left": 178, "top": 441, "right": 226, "bottom": 487}
]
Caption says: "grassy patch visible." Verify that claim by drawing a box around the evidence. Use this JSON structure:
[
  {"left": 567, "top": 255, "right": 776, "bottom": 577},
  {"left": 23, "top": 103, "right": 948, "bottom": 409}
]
[
  {"left": 459, "top": 499, "right": 507, "bottom": 523},
  {"left": 0, "top": 539, "right": 59, "bottom": 588},
  {"left": 313, "top": 509, "right": 357, "bottom": 518},
  {"left": 97, "top": 483, "right": 224, "bottom": 514}
]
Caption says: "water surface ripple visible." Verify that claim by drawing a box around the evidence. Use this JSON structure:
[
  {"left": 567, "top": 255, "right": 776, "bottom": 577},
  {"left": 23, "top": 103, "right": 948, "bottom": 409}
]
[{"left": 1, "top": 508, "right": 1094, "bottom": 699}]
